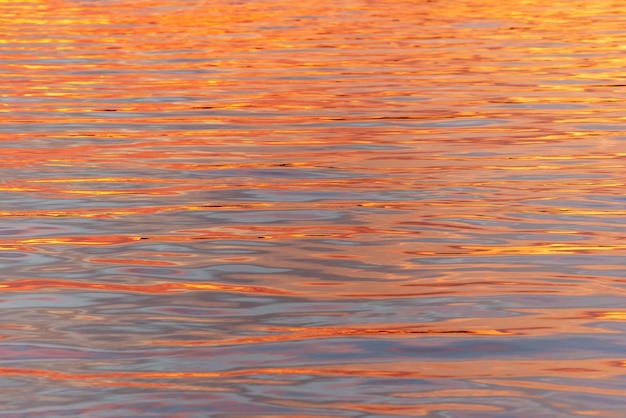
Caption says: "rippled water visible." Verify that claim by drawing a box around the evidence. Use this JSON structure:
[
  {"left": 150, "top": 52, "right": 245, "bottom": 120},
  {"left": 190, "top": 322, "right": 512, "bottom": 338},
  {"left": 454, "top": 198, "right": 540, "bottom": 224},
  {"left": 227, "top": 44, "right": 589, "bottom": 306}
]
[{"left": 2, "top": 0, "right": 626, "bottom": 416}]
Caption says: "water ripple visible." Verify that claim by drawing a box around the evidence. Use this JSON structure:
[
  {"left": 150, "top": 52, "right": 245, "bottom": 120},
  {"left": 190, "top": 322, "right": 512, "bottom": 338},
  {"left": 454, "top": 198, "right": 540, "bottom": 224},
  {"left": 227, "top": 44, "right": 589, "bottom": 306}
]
[{"left": 2, "top": 0, "right": 626, "bottom": 416}]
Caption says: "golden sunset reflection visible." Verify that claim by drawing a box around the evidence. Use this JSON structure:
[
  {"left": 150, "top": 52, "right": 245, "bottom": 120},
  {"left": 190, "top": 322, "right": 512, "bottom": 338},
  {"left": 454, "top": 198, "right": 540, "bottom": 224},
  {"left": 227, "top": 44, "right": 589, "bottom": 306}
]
[{"left": 1, "top": 0, "right": 626, "bottom": 415}]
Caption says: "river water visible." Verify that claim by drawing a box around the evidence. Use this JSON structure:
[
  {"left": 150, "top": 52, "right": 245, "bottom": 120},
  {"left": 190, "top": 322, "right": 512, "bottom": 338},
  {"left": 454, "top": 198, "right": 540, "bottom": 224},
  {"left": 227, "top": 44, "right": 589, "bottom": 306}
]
[{"left": 2, "top": 0, "right": 626, "bottom": 416}]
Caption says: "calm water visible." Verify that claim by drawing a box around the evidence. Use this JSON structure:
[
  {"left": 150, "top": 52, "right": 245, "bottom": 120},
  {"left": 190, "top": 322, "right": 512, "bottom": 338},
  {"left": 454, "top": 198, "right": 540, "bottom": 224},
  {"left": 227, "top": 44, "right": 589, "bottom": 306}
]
[{"left": 2, "top": 0, "right": 626, "bottom": 416}]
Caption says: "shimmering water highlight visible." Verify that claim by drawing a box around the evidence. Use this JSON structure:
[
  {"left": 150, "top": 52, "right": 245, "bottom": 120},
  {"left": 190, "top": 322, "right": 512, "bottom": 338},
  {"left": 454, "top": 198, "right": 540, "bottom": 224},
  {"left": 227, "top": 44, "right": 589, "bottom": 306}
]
[{"left": 2, "top": 0, "right": 626, "bottom": 416}]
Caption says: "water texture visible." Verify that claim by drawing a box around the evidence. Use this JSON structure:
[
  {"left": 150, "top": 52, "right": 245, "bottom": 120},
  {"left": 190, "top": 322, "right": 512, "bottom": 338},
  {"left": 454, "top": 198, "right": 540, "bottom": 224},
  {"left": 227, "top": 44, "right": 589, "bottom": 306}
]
[{"left": 2, "top": 0, "right": 626, "bottom": 416}]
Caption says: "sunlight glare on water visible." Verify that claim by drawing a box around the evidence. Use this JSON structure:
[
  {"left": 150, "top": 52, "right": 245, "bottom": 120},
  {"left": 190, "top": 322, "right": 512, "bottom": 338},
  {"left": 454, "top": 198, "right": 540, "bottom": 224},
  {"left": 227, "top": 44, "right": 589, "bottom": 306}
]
[{"left": 1, "top": 0, "right": 626, "bottom": 416}]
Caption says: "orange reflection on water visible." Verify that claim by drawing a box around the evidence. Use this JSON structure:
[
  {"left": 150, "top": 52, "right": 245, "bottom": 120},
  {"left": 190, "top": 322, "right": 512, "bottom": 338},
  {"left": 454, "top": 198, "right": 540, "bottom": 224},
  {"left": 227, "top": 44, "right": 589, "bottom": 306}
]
[
  {"left": 149, "top": 326, "right": 515, "bottom": 347},
  {"left": 2, "top": 0, "right": 626, "bottom": 415},
  {"left": 0, "top": 279, "right": 291, "bottom": 296},
  {"left": 589, "top": 311, "right": 626, "bottom": 321}
]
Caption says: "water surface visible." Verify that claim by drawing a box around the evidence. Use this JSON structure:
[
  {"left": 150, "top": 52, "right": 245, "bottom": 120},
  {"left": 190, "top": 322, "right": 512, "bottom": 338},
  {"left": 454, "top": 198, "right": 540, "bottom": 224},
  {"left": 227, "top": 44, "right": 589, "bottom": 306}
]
[{"left": 2, "top": 0, "right": 626, "bottom": 416}]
